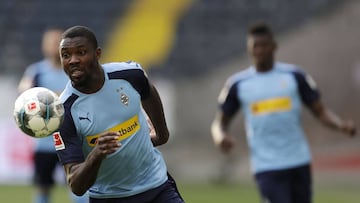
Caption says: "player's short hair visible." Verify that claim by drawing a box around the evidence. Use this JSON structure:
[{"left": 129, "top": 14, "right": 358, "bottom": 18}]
[
  {"left": 62, "top": 25, "right": 98, "bottom": 48},
  {"left": 248, "top": 22, "right": 274, "bottom": 39}
]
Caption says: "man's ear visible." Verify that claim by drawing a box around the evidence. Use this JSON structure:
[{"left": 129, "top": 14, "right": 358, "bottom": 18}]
[{"left": 96, "top": 47, "right": 102, "bottom": 60}]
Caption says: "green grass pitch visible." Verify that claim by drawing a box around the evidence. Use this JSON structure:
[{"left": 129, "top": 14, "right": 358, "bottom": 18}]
[{"left": 0, "top": 182, "right": 359, "bottom": 203}]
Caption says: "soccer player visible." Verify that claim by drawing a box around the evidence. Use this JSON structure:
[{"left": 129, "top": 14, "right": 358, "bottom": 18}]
[
  {"left": 18, "top": 28, "right": 88, "bottom": 203},
  {"left": 55, "top": 25, "right": 184, "bottom": 203},
  {"left": 211, "top": 22, "right": 356, "bottom": 203}
]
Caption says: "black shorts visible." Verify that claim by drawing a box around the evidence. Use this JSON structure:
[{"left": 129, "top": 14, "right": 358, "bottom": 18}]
[
  {"left": 33, "top": 152, "right": 60, "bottom": 186},
  {"left": 89, "top": 173, "right": 184, "bottom": 203},
  {"left": 255, "top": 164, "right": 312, "bottom": 203}
]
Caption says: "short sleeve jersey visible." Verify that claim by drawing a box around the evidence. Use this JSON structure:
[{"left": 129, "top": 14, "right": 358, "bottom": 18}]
[
  {"left": 22, "top": 59, "right": 69, "bottom": 152},
  {"left": 56, "top": 62, "right": 167, "bottom": 198},
  {"left": 218, "top": 62, "right": 320, "bottom": 173}
]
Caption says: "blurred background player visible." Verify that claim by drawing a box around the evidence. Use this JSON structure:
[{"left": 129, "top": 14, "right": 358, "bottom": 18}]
[
  {"left": 17, "top": 28, "right": 88, "bottom": 203},
  {"left": 211, "top": 22, "right": 356, "bottom": 203}
]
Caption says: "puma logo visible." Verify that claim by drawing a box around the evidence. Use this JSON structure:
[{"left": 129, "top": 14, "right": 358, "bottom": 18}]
[{"left": 79, "top": 113, "right": 91, "bottom": 122}]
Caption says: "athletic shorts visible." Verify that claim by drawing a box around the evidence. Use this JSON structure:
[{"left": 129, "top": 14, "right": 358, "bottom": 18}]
[
  {"left": 33, "top": 152, "right": 59, "bottom": 186},
  {"left": 89, "top": 174, "right": 184, "bottom": 203},
  {"left": 255, "top": 164, "right": 312, "bottom": 203}
]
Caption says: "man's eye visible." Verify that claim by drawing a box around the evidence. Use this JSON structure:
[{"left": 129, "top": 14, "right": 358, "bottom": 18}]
[
  {"left": 79, "top": 50, "right": 86, "bottom": 55},
  {"left": 61, "top": 53, "right": 70, "bottom": 58}
]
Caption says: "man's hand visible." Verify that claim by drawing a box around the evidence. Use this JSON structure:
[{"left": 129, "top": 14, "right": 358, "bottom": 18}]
[
  {"left": 340, "top": 120, "right": 356, "bottom": 137},
  {"left": 216, "top": 135, "right": 236, "bottom": 154},
  {"left": 94, "top": 132, "right": 122, "bottom": 158}
]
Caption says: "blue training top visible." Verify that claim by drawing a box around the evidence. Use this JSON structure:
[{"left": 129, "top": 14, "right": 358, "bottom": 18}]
[
  {"left": 22, "top": 59, "right": 68, "bottom": 152},
  {"left": 56, "top": 61, "right": 168, "bottom": 198},
  {"left": 218, "top": 62, "right": 320, "bottom": 173}
]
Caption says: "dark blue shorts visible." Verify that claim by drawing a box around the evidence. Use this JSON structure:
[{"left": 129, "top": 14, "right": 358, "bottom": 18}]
[
  {"left": 89, "top": 174, "right": 184, "bottom": 203},
  {"left": 33, "top": 152, "right": 59, "bottom": 186},
  {"left": 255, "top": 164, "right": 312, "bottom": 203}
]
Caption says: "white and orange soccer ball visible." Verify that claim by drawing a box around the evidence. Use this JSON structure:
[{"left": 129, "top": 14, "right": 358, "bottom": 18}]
[{"left": 13, "top": 87, "right": 64, "bottom": 138}]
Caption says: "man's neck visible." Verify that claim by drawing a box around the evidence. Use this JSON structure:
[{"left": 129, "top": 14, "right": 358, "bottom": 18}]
[
  {"left": 75, "top": 65, "right": 105, "bottom": 94},
  {"left": 255, "top": 61, "right": 274, "bottom": 72}
]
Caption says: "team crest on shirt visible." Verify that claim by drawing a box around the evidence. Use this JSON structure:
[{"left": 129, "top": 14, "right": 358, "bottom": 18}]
[
  {"left": 117, "top": 87, "right": 129, "bottom": 106},
  {"left": 120, "top": 93, "right": 129, "bottom": 106}
]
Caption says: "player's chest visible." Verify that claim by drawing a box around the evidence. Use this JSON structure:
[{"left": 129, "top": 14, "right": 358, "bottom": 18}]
[
  {"left": 239, "top": 74, "right": 297, "bottom": 103},
  {"left": 73, "top": 81, "right": 141, "bottom": 135}
]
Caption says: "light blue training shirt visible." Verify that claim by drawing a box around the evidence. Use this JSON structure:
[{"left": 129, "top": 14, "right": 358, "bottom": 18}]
[
  {"left": 56, "top": 61, "right": 168, "bottom": 198},
  {"left": 219, "top": 62, "right": 320, "bottom": 174}
]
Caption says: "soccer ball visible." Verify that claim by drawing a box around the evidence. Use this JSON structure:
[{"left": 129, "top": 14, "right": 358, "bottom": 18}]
[{"left": 13, "top": 87, "right": 64, "bottom": 138}]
